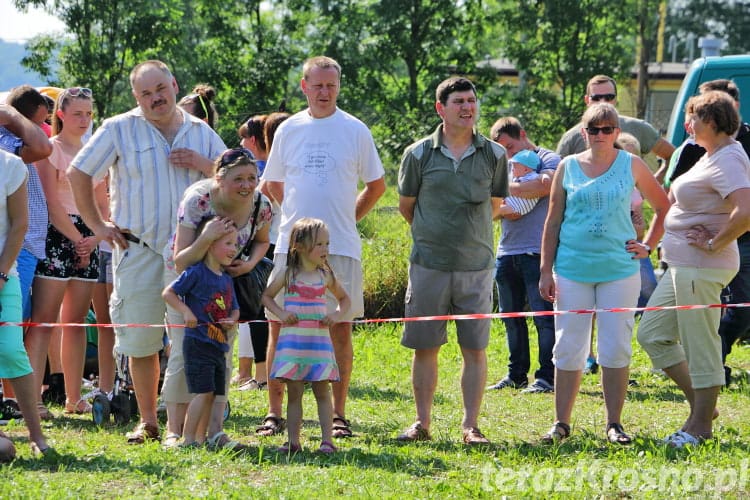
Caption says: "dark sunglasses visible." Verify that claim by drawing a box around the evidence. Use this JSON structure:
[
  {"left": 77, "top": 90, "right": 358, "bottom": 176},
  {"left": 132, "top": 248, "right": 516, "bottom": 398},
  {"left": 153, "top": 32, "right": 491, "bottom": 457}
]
[
  {"left": 589, "top": 93, "right": 616, "bottom": 102},
  {"left": 65, "top": 87, "right": 93, "bottom": 98},
  {"left": 218, "top": 147, "right": 253, "bottom": 168},
  {"left": 586, "top": 126, "right": 617, "bottom": 136}
]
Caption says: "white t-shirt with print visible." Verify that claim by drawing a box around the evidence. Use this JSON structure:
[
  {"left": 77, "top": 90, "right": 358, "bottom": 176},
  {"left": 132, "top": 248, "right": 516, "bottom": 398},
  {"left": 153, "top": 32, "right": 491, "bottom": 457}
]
[{"left": 263, "top": 108, "right": 384, "bottom": 260}]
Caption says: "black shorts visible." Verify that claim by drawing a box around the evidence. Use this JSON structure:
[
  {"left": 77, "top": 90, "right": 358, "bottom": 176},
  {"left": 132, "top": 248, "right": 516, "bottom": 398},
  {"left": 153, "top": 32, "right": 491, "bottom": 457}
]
[
  {"left": 35, "top": 214, "right": 99, "bottom": 281},
  {"left": 183, "top": 336, "right": 226, "bottom": 396}
]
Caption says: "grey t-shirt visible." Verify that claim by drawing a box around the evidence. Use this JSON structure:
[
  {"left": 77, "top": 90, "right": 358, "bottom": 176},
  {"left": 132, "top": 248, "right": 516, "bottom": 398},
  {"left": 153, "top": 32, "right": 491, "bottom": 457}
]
[
  {"left": 399, "top": 125, "right": 508, "bottom": 272},
  {"left": 556, "top": 114, "right": 660, "bottom": 158}
]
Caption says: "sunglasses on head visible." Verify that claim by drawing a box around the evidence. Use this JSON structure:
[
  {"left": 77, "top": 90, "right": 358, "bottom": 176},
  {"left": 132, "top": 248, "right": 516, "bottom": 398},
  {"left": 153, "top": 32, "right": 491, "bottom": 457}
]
[
  {"left": 64, "top": 87, "right": 93, "bottom": 98},
  {"left": 219, "top": 147, "right": 253, "bottom": 168},
  {"left": 589, "top": 93, "right": 616, "bottom": 102},
  {"left": 586, "top": 126, "right": 617, "bottom": 136}
]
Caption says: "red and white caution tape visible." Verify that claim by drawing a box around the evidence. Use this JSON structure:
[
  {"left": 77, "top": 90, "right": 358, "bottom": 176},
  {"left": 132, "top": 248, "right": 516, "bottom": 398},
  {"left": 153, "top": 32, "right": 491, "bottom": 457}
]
[{"left": 3, "top": 302, "right": 749, "bottom": 329}]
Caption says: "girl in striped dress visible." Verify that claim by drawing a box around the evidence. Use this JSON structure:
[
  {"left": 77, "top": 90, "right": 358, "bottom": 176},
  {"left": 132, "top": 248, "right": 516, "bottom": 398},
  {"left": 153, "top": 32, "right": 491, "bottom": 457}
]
[{"left": 262, "top": 218, "right": 351, "bottom": 454}]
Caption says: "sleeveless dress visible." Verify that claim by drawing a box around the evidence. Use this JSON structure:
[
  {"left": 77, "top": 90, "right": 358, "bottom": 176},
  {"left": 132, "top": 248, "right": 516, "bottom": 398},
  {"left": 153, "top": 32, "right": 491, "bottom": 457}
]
[{"left": 270, "top": 272, "right": 340, "bottom": 382}]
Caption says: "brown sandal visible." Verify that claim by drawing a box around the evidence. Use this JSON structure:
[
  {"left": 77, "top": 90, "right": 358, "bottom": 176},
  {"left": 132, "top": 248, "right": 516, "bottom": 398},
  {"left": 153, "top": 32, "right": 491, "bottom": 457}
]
[
  {"left": 255, "top": 415, "right": 286, "bottom": 436},
  {"left": 397, "top": 422, "right": 431, "bottom": 442},
  {"left": 332, "top": 415, "right": 353, "bottom": 438},
  {"left": 126, "top": 422, "right": 160, "bottom": 444},
  {"left": 462, "top": 427, "right": 490, "bottom": 445},
  {"left": 541, "top": 421, "right": 570, "bottom": 444}
]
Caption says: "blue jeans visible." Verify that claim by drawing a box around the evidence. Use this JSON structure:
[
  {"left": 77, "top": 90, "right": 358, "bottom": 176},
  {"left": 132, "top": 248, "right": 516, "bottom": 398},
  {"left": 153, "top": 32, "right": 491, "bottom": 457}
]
[
  {"left": 16, "top": 248, "right": 39, "bottom": 320},
  {"left": 719, "top": 236, "right": 750, "bottom": 363},
  {"left": 638, "top": 257, "right": 658, "bottom": 308},
  {"left": 495, "top": 254, "right": 555, "bottom": 384}
]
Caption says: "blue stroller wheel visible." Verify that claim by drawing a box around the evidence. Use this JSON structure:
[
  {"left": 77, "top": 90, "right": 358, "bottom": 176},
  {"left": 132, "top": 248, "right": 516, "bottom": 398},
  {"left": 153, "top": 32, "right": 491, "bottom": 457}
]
[{"left": 92, "top": 393, "right": 111, "bottom": 426}]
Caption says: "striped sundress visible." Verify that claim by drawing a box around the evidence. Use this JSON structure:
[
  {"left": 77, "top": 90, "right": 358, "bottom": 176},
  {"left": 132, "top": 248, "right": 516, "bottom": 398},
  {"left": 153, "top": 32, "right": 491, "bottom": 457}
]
[{"left": 269, "top": 273, "right": 340, "bottom": 382}]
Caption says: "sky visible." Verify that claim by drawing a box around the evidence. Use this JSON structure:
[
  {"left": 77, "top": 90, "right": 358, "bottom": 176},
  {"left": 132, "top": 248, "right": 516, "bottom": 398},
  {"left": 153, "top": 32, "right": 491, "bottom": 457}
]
[{"left": 0, "top": 0, "right": 65, "bottom": 42}]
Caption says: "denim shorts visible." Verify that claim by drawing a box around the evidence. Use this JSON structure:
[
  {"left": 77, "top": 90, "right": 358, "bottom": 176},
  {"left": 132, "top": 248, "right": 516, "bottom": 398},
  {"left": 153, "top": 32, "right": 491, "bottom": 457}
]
[
  {"left": 183, "top": 335, "right": 226, "bottom": 396},
  {"left": 97, "top": 250, "right": 113, "bottom": 284}
]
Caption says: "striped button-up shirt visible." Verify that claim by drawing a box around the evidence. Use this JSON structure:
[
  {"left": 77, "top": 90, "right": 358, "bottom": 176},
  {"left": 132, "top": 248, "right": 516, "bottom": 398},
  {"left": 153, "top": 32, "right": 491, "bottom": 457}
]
[
  {"left": 71, "top": 108, "right": 226, "bottom": 252},
  {"left": 0, "top": 126, "right": 48, "bottom": 259}
]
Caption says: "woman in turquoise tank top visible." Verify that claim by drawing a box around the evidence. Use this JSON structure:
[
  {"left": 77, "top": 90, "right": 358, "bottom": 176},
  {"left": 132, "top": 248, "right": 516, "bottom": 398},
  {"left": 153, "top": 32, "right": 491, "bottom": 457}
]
[{"left": 538, "top": 103, "right": 670, "bottom": 445}]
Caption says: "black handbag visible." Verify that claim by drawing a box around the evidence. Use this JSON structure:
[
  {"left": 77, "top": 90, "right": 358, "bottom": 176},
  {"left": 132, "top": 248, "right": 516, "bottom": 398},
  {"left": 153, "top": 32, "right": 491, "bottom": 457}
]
[{"left": 233, "top": 192, "right": 274, "bottom": 321}]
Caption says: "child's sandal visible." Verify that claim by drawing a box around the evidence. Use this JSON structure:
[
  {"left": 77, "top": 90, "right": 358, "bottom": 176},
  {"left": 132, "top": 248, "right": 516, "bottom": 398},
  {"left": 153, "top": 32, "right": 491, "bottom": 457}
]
[
  {"left": 277, "top": 442, "right": 301, "bottom": 454},
  {"left": 318, "top": 440, "right": 337, "bottom": 454}
]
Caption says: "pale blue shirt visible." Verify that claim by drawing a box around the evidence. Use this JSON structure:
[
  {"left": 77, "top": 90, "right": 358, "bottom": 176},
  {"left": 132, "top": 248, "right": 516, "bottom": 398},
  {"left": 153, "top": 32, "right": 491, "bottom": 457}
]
[{"left": 554, "top": 149, "right": 638, "bottom": 282}]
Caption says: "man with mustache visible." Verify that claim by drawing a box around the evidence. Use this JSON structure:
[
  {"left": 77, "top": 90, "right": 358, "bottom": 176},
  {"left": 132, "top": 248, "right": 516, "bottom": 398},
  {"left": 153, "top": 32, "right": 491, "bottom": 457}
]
[{"left": 67, "top": 60, "right": 225, "bottom": 444}]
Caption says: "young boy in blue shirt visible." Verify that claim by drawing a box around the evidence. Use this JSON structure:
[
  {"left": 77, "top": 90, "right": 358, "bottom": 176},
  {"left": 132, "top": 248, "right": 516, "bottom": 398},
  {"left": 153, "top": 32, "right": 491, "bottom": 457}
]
[{"left": 162, "top": 221, "right": 240, "bottom": 447}]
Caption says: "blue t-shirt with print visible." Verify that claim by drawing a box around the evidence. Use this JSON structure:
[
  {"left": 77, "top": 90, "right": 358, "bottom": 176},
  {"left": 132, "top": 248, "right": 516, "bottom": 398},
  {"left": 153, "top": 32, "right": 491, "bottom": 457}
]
[{"left": 169, "top": 261, "right": 238, "bottom": 352}]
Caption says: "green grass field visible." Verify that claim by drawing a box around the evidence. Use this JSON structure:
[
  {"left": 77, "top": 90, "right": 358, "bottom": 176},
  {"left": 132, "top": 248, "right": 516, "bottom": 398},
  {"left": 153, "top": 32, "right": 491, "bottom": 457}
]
[
  {"left": 2, "top": 319, "right": 750, "bottom": 499},
  {"left": 4, "top": 196, "right": 750, "bottom": 498}
]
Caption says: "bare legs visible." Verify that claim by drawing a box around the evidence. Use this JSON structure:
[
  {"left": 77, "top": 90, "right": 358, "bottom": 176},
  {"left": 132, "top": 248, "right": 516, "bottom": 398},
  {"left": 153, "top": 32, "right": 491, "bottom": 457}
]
[
  {"left": 552, "top": 367, "right": 583, "bottom": 425},
  {"left": 330, "top": 322, "right": 352, "bottom": 420},
  {"left": 663, "top": 361, "right": 720, "bottom": 439},
  {"left": 24, "top": 279, "right": 68, "bottom": 406},
  {"left": 182, "top": 392, "right": 215, "bottom": 445},
  {"left": 60, "top": 280, "right": 95, "bottom": 410},
  {"left": 7, "top": 373, "right": 49, "bottom": 451},
  {"left": 552, "top": 366, "right": 628, "bottom": 427},
  {"left": 283, "top": 380, "right": 333, "bottom": 448},
  {"left": 129, "top": 354, "right": 160, "bottom": 428},
  {"left": 408, "top": 346, "right": 486, "bottom": 433},
  {"left": 265, "top": 322, "right": 284, "bottom": 418},
  {"left": 285, "top": 381, "right": 304, "bottom": 447},
  {"left": 601, "top": 366, "right": 629, "bottom": 425},
  {"left": 410, "top": 347, "right": 440, "bottom": 431},
  {"left": 460, "top": 347, "right": 487, "bottom": 430}
]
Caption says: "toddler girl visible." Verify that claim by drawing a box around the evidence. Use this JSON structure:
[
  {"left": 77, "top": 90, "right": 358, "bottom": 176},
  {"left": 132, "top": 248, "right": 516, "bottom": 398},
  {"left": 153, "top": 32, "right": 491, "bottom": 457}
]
[{"left": 262, "top": 218, "right": 350, "bottom": 454}]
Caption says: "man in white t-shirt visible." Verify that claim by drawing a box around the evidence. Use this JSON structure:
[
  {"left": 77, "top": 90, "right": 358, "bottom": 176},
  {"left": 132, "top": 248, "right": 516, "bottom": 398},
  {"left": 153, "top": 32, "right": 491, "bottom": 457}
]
[{"left": 262, "top": 56, "right": 386, "bottom": 438}]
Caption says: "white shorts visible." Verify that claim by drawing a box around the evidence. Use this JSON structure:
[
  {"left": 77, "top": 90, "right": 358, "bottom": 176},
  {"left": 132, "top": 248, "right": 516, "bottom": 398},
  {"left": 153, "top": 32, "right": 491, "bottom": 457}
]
[
  {"left": 552, "top": 272, "right": 640, "bottom": 370},
  {"left": 110, "top": 243, "right": 166, "bottom": 357}
]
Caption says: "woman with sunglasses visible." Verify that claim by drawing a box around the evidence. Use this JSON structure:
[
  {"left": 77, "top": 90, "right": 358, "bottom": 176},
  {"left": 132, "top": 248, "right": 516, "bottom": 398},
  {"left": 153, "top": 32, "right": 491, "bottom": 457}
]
[
  {"left": 161, "top": 147, "right": 272, "bottom": 449},
  {"left": 638, "top": 92, "right": 750, "bottom": 447},
  {"left": 539, "top": 103, "right": 669, "bottom": 444},
  {"left": 26, "top": 87, "right": 109, "bottom": 415}
]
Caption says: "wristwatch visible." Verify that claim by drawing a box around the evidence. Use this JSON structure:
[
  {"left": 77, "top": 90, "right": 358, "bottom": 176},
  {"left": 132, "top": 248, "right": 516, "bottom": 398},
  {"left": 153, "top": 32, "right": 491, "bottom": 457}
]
[
  {"left": 643, "top": 244, "right": 651, "bottom": 255},
  {"left": 707, "top": 238, "right": 714, "bottom": 252}
]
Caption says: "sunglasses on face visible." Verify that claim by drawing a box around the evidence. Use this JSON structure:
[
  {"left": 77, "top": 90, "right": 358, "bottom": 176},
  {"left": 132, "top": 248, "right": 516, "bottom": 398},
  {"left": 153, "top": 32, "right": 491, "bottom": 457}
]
[
  {"left": 586, "top": 126, "right": 617, "bottom": 136},
  {"left": 219, "top": 147, "right": 253, "bottom": 168},
  {"left": 64, "top": 87, "right": 93, "bottom": 98},
  {"left": 589, "top": 93, "right": 616, "bottom": 102}
]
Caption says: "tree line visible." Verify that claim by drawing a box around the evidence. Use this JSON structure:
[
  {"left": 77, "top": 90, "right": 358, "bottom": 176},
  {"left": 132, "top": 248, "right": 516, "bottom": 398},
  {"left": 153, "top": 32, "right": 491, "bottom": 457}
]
[{"left": 15, "top": 0, "right": 750, "bottom": 171}]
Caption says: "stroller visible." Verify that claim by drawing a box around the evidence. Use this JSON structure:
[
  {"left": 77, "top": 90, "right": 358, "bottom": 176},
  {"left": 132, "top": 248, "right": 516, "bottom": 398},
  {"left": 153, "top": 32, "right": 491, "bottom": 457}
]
[
  {"left": 85, "top": 330, "right": 230, "bottom": 426},
  {"left": 84, "top": 351, "right": 139, "bottom": 426}
]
